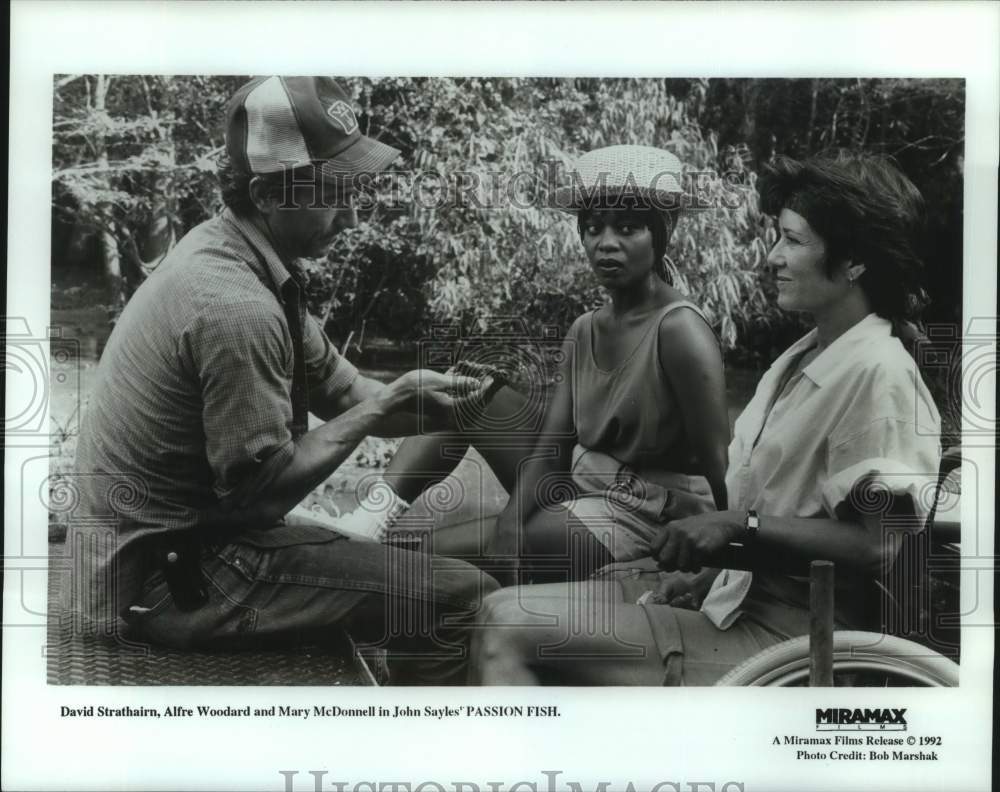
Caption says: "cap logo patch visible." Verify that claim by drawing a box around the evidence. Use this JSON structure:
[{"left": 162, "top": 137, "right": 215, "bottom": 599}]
[{"left": 326, "top": 100, "right": 358, "bottom": 135}]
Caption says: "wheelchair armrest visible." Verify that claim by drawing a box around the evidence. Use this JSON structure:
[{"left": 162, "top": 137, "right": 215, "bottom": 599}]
[
  {"left": 711, "top": 525, "right": 962, "bottom": 576},
  {"left": 705, "top": 543, "right": 814, "bottom": 577}
]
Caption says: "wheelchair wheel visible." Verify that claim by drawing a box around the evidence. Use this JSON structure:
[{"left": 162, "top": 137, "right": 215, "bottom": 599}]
[{"left": 715, "top": 631, "right": 959, "bottom": 687}]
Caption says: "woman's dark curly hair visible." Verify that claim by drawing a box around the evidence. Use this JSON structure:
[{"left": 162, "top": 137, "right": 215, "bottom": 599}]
[{"left": 757, "top": 151, "right": 928, "bottom": 323}]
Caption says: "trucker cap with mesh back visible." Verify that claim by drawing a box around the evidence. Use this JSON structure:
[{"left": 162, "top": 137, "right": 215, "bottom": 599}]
[{"left": 225, "top": 76, "right": 400, "bottom": 179}]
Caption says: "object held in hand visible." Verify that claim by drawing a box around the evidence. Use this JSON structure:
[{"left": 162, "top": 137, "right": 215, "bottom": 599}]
[
  {"left": 451, "top": 359, "right": 508, "bottom": 401},
  {"left": 636, "top": 589, "right": 668, "bottom": 605}
]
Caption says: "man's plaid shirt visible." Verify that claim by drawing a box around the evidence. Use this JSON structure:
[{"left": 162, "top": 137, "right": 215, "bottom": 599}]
[{"left": 68, "top": 208, "right": 358, "bottom": 624}]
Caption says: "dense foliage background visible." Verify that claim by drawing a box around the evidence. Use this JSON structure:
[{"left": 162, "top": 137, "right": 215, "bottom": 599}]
[
  {"left": 47, "top": 76, "right": 966, "bottom": 536},
  {"left": 52, "top": 76, "right": 964, "bottom": 368}
]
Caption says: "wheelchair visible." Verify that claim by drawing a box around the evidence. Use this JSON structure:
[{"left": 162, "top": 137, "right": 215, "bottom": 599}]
[{"left": 714, "top": 449, "right": 963, "bottom": 687}]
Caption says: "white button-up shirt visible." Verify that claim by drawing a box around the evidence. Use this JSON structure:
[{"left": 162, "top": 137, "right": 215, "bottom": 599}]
[{"left": 701, "top": 313, "right": 942, "bottom": 630}]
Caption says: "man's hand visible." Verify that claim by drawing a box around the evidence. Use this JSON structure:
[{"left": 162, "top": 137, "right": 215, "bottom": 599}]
[
  {"left": 383, "top": 369, "right": 482, "bottom": 431},
  {"left": 650, "top": 510, "right": 745, "bottom": 573}
]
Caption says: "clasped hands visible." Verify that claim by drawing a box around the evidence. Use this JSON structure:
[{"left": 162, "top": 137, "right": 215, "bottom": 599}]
[
  {"left": 489, "top": 509, "right": 748, "bottom": 594},
  {"left": 648, "top": 509, "right": 746, "bottom": 573},
  {"left": 595, "top": 510, "right": 747, "bottom": 607}
]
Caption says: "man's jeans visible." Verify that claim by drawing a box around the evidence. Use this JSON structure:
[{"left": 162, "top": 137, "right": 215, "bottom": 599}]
[{"left": 122, "top": 526, "right": 499, "bottom": 684}]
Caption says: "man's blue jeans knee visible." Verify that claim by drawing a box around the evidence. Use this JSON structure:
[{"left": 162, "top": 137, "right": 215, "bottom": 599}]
[{"left": 124, "top": 528, "right": 499, "bottom": 684}]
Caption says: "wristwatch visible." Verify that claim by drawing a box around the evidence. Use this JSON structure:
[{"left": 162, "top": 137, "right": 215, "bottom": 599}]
[{"left": 742, "top": 509, "right": 760, "bottom": 544}]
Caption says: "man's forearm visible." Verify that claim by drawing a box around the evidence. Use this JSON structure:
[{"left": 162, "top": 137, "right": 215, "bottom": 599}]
[
  {"left": 312, "top": 376, "right": 436, "bottom": 438},
  {"left": 225, "top": 389, "right": 405, "bottom": 526}
]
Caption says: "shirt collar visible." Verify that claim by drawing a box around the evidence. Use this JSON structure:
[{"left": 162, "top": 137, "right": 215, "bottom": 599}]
[
  {"left": 800, "top": 313, "right": 891, "bottom": 387},
  {"left": 220, "top": 207, "right": 302, "bottom": 303}
]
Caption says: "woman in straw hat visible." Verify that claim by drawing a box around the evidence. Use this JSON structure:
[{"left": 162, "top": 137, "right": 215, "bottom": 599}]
[
  {"left": 486, "top": 145, "right": 730, "bottom": 584},
  {"left": 471, "top": 150, "right": 941, "bottom": 685},
  {"left": 310, "top": 146, "right": 728, "bottom": 590}
]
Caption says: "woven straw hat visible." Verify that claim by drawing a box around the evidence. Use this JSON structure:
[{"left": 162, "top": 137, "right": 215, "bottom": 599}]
[{"left": 553, "top": 145, "right": 684, "bottom": 211}]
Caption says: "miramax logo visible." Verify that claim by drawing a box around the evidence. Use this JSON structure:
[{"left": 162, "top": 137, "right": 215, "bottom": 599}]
[{"left": 815, "top": 708, "right": 908, "bottom": 731}]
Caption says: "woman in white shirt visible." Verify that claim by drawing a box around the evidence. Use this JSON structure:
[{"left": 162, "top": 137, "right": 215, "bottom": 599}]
[{"left": 470, "top": 151, "right": 942, "bottom": 685}]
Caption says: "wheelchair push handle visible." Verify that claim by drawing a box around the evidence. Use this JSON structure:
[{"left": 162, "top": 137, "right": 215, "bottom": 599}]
[
  {"left": 706, "top": 545, "right": 837, "bottom": 686},
  {"left": 809, "top": 560, "right": 835, "bottom": 686}
]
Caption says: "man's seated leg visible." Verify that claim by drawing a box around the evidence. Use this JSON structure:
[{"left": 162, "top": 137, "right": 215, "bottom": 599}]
[{"left": 123, "top": 533, "right": 499, "bottom": 685}]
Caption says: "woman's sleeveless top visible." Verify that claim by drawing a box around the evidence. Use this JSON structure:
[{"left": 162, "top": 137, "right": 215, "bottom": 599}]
[{"left": 569, "top": 301, "right": 711, "bottom": 478}]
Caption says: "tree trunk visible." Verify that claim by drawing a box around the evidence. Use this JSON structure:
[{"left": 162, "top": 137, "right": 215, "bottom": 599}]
[
  {"left": 135, "top": 76, "right": 177, "bottom": 274},
  {"left": 806, "top": 79, "right": 820, "bottom": 149},
  {"left": 739, "top": 80, "right": 758, "bottom": 142},
  {"left": 93, "top": 75, "right": 123, "bottom": 307},
  {"left": 100, "top": 220, "right": 124, "bottom": 312}
]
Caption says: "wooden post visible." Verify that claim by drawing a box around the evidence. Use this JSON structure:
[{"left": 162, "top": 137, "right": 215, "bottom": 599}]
[{"left": 809, "top": 560, "right": 835, "bottom": 686}]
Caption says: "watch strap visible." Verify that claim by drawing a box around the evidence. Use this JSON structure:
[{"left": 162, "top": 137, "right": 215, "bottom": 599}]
[{"left": 744, "top": 509, "right": 760, "bottom": 543}]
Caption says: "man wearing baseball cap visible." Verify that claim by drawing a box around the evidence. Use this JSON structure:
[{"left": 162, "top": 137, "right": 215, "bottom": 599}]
[{"left": 67, "top": 76, "right": 497, "bottom": 684}]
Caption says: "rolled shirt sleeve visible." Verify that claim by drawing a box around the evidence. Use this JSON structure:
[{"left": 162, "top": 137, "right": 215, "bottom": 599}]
[
  {"left": 821, "top": 416, "right": 941, "bottom": 527},
  {"left": 303, "top": 312, "right": 359, "bottom": 405},
  {"left": 181, "top": 301, "right": 296, "bottom": 505}
]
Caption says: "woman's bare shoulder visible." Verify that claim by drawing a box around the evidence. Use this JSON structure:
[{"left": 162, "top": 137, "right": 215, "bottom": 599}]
[
  {"left": 656, "top": 301, "right": 722, "bottom": 368},
  {"left": 657, "top": 300, "right": 714, "bottom": 337}
]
